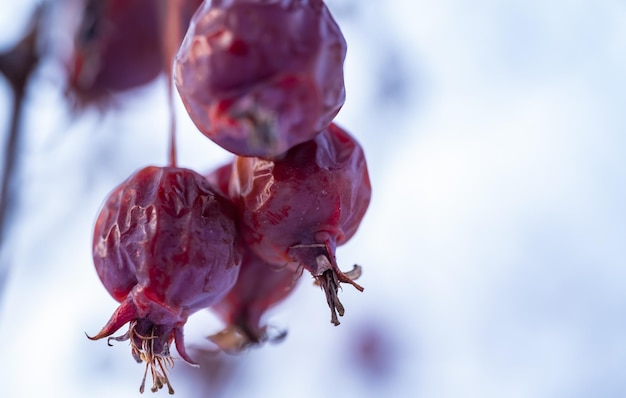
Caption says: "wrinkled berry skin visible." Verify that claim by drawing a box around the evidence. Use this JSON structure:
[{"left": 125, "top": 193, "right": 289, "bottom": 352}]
[
  {"left": 90, "top": 166, "right": 242, "bottom": 392},
  {"left": 205, "top": 161, "right": 236, "bottom": 200},
  {"left": 233, "top": 123, "right": 370, "bottom": 265},
  {"left": 174, "top": 0, "right": 347, "bottom": 158},
  {"left": 205, "top": 162, "right": 299, "bottom": 350},
  {"left": 231, "top": 123, "right": 370, "bottom": 325}
]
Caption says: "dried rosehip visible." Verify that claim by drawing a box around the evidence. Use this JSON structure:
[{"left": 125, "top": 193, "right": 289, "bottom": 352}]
[
  {"left": 204, "top": 162, "right": 299, "bottom": 351},
  {"left": 209, "top": 247, "right": 299, "bottom": 352},
  {"left": 67, "top": 0, "right": 162, "bottom": 106},
  {"left": 89, "top": 166, "right": 242, "bottom": 394},
  {"left": 174, "top": 0, "right": 347, "bottom": 158},
  {"left": 231, "top": 123, "right": 371, "bottom": 325},
  {"left": 67, "top": 0, "right": 203, "bottom": 108}
]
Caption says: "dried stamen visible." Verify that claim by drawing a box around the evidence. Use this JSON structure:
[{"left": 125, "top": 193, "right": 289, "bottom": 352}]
[
  {"left": 317, "top": 268, "right": 343, "bottom": 326},
  {"left": 315, "top": 254, "right": 364, "bottom": 326},
  {"left": 129, "top": 322, "right": 175, "bottom": 395}
]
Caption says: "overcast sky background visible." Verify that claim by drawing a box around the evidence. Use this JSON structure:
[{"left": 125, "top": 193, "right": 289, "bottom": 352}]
[{"left": 1, "top": 0, "right": 626, "bottom": 397}]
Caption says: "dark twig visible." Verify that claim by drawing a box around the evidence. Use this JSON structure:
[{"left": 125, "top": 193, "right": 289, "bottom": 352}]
[{"left": 0, "top": 5, "right": 43, "bottom": 302}]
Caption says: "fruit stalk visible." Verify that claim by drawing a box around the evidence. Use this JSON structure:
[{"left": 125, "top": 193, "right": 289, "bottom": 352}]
[{"left": 158, "top": 0, "right": 184, "bottom": 168}]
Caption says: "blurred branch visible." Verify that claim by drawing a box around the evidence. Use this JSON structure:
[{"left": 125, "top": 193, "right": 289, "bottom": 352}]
[{"left": 0, "top": 4, "right": 44, "bottom": 302}]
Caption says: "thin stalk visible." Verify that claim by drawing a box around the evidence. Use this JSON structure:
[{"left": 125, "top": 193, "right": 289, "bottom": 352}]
[
  {"left": 159, "top": 0, "right": 183, "bottom": 168},
  {"left": 167, "top": 77, "right": 178, "bottom": 168}
]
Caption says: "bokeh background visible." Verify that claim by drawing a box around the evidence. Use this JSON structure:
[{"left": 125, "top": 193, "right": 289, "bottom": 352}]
[{"left": 1, "top": 0, "right": 626, "bottom": 397}]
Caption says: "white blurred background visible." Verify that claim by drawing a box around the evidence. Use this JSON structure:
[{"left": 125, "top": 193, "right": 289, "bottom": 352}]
[{"left": 1, "top": 0, "right": 626, "bottom": 397}]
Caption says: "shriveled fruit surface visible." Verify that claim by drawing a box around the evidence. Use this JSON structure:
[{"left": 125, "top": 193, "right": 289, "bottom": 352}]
[
  {"left": 79, "top": 0, "right": 372, "bottom": 393},
  {"left": 174, "top": 0, "right": 347, "bottom": 158},
  {"left": 205, "top": 161, "right": 300, "bottom": 351},
  {"left": 90, "top": 166, "right": 242, "bottom": 393},
  {"left": 231, "top": 123, "right": 371, "bottom": 325}
]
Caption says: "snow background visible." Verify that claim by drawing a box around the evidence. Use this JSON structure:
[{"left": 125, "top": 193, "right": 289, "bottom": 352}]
[{"left": 1, "top": 0, "right": 626, "bottom": 397}]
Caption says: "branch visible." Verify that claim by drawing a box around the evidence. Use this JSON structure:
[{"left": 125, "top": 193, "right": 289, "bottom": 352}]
[{"left": 0, "top": 4, "right": 44, "bottom": 301}]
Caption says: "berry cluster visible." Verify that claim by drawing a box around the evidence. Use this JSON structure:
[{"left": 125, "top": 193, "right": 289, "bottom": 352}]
[{"left": 85, "top": 0, "right": 371, "bottom": 394}]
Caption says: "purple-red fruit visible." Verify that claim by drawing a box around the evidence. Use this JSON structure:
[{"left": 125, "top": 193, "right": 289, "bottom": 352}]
[
  {"left": 231, "top": 123, "right": 371, "bottom": 325},
  {"left": 67, "top": 0, "right": 162, "bottom": 106},
  {"left": 67, "top": 0, "right": 203, "bottom": 108},
  {"left": 205, "top": 162, "right": 299, "bottom": 351},
  {"left": 174, "top": 0, "right": 347, "bottom": 158},
  {"left": 209, "top": 247, "right": 299, "bottom": 351},
  {"left": 89, "top": 166, "right": 242, "bottom": 393}
]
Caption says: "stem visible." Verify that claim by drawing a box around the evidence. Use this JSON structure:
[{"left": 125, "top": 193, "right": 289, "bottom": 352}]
[
  {"left": 167, "top": 80, "right": 177, "bottom": 168},
  {"left": 159, "top": 0, "right": 183, "bottom": 168}
]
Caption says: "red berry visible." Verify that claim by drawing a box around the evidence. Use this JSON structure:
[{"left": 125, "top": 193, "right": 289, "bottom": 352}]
[
  {"left": 89, "top": 166, "right": 242, "bottom": 393},
  {"left": 231, "top": 123, "right": 371, "bottom": 325},
  {"left": 174, "top": 0, "right": 347, "bottom": 158},
  {"left": 67, "top": 0, "right": 162, "bottom": 106},
  {"left": 204, "top": 162, "right": 299, "bottom": 351},
  {"left": 209, "top": 247, "right": 299, "bottom": 352},
  {"left": 67, "top": 0, "right": 203, "bottom": 108}
]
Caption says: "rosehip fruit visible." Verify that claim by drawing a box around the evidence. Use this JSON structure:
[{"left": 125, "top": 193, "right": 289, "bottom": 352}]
[
  {"left": 231, "top": 123, "right": 371, "bottom": 325},
  {"left": 89, "top": 166, "right": 242, "bottom": 394},
  {"left": 67, "top": 0, "right": 162, "bottom": 106},
  {"left": 67, "top": 0, "right": 203, "bottom": 108},
  {"left": 174, "top": 0, "right": 347, "bottom": 158},
  {"left": 209, "top": 247, "right": 299, "bottom": 352},
  {"left": 204, "top": 162, "right": 299, "bottom": 351}
]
